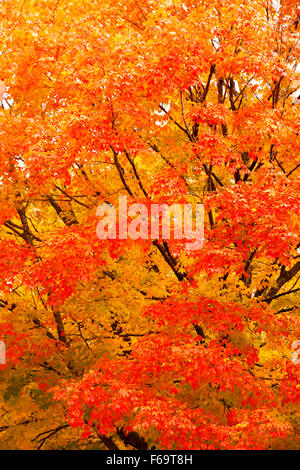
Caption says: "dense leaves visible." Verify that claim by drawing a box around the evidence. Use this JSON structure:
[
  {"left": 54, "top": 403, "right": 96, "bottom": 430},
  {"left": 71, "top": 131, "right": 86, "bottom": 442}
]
[{"left": 0, "top": 0, "right": 299, "bottom": 450}]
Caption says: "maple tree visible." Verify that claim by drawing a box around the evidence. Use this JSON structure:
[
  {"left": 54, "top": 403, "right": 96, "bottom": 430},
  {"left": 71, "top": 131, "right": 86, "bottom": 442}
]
[{"left": 0, "top": 0, "right": 299, "bottom": 450}]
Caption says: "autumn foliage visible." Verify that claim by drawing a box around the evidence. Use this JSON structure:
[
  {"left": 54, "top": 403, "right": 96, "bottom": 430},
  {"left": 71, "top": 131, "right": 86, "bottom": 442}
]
[{"left": 0, "top": 0, "right": 299, "bottom": 450}]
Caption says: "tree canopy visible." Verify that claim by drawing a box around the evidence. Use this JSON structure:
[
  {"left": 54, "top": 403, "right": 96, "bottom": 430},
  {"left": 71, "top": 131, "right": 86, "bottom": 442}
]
[{"left": 0, "top": 0, "right": 299, "bottom": 450}]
